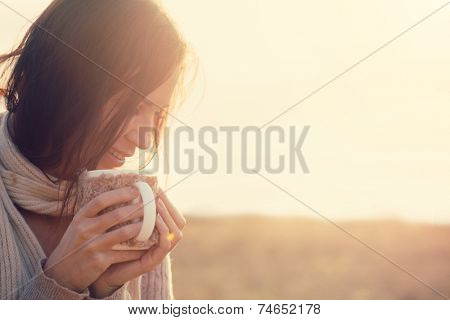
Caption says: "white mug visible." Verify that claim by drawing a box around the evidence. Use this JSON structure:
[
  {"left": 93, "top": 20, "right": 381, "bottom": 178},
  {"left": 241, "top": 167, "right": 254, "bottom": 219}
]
[{"left": 85, "top": 169, "right": 157, "bottom": 250}]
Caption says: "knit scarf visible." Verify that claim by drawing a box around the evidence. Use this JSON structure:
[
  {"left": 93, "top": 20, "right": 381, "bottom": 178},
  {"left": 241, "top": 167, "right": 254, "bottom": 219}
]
[
  {"left": 0, "top": 110, "right": 173, "bottom": 299},
  {"left": 0, "top": 111, "right": 75, "bottom": 216}
]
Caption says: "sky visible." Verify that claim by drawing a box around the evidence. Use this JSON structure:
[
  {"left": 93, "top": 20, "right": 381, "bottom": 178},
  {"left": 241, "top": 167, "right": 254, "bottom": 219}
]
[{"left": 1, "top": 0, "right": 449, "bottom": 223}]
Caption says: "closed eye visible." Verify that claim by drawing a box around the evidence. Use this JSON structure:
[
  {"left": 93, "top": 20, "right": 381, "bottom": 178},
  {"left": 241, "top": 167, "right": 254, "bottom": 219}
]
[{"left": 140, "top": 101, "right": 170, "bottom": 115}]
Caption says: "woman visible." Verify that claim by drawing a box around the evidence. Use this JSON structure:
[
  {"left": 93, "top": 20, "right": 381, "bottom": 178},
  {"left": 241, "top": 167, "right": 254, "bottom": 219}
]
[{"left": 0, "top": 0, "right": 191, "bottom": 299}]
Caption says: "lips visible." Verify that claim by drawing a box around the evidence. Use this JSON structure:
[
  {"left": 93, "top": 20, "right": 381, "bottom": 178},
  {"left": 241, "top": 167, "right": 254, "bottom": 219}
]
[
  {"left": 110, "top": 148, "right": 134, "bottom": 158},
  {"left": 110, "top": 149, "right": 125, "bottom": 161}
]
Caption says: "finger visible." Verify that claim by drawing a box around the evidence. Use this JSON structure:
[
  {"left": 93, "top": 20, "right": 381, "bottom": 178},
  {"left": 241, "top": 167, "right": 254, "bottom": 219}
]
[
  {"left": 79, "top": 186, "right": 140, "bottom": 218},
  {"left": 102, "top": 217, "right": 171, "bottom": 280},
  {"left": 155, "top": 214, "right": 171, "bottom": 251},
  {"left": 140, "top": 215, "right": 171, "bottom": 269},
  {"left": 108, "top": 250, "right": 147, "bottom": 264},
  {"left": 156, "top": 188, "right": 186, "bottom": 229},
  {"left": 93, "top": 203, "right": 144, "bottom": 233},
  {"left": 156, "top": 199, "right": 181, "bottom": 242},
  {"left": 99, "top": 254, "right": 147, "bottom": 286},
  {"left": 96, "top": 221, "right": 142, "bottom": 248}
]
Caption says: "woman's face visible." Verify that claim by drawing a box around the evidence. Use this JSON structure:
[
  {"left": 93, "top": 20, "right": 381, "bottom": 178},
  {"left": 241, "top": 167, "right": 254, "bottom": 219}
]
[{"left": 96, "top": 72, "right": 178, "bottom": 169}]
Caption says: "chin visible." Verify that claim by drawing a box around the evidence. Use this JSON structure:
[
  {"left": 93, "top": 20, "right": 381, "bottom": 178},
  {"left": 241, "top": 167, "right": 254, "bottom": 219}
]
[
  {"left": 96, "top": 163, "right": 123, "bottom": 170},
  {"left": 96, "top": 156, "right": 124, "bottom": 170}
]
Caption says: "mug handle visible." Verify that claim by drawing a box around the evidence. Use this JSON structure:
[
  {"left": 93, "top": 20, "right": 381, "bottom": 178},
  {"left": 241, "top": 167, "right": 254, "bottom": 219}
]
[{"left": 130, "top": 181, "right": 157, "bottom": 242}]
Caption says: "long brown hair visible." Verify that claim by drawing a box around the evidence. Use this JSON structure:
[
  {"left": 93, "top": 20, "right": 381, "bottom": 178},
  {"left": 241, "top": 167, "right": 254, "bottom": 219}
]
[{"left": 0, "top": 0, "right": 193, "bottom": 218}]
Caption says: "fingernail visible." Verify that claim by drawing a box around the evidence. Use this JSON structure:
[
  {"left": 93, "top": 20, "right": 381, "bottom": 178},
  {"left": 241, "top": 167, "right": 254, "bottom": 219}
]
[{"left": 130, "top": 187, "right": 140, "bottom": 197}]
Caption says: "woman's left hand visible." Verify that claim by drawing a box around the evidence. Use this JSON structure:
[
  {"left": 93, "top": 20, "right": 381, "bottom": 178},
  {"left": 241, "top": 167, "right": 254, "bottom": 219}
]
[{"left": 88, "top": 188, "right": 186, "bottom": 299}]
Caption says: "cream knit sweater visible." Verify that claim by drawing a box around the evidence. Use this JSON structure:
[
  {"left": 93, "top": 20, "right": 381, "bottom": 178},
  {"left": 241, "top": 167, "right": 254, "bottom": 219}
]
[{"left": 0, "top": 111, "right": 174, "bottom": 299}]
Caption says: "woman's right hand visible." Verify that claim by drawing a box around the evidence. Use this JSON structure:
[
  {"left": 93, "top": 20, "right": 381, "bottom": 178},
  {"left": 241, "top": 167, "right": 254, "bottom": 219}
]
[{"left": 43, "top": 186, "right": 147, "bottom": 293}]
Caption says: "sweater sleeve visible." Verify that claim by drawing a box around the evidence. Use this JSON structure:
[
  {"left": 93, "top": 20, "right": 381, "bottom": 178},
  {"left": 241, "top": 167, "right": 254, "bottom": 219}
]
[
  {"left": 18, "top": 258, "right": 90, "bottom": 300},
  {"left": 84, "top": 284, "right": 127, "bottom": 300},
  {"left": 141, "top": 254, "right": 174, "bottom": 300}
]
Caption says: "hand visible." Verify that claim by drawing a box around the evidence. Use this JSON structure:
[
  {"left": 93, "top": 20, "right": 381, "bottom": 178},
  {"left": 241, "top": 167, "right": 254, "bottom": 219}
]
[
  {"left": 43, "top": 186, "right": 147, "bottom": 293},
  {"left": 88, "top": 188, "right": 186, "bottom": 298}
]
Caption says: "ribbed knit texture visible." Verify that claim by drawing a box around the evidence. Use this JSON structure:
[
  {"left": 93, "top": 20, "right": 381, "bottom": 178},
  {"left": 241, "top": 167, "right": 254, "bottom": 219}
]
[
  {"left": 0, "top": 111, "right": 173, "bottom": 300},
  {"left": 76, "top": 171, "right": 160, "bottom": 250}
]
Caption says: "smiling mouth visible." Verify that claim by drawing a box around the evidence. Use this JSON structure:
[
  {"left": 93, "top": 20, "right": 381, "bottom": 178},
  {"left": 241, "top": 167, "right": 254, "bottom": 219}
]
[{"left": 109, "top": 149, "right": 125, "bottom": 161}]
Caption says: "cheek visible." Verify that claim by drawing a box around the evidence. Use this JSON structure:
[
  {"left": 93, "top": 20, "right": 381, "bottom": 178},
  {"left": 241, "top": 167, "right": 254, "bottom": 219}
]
[
  {"left": 96, "top": 148, "right": 123, "bottom": 169},
  {"left": 95, "top": 136, "right": 127, "bottom": 169},
  {"left": 96, "top": 153, "right": 111, "bottom": 169}
]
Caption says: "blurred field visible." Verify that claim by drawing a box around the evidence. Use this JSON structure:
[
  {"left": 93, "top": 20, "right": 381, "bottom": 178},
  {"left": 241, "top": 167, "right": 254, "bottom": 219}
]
[{"left": 171, "top": 215, "right": 450, "bottom": 299}]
